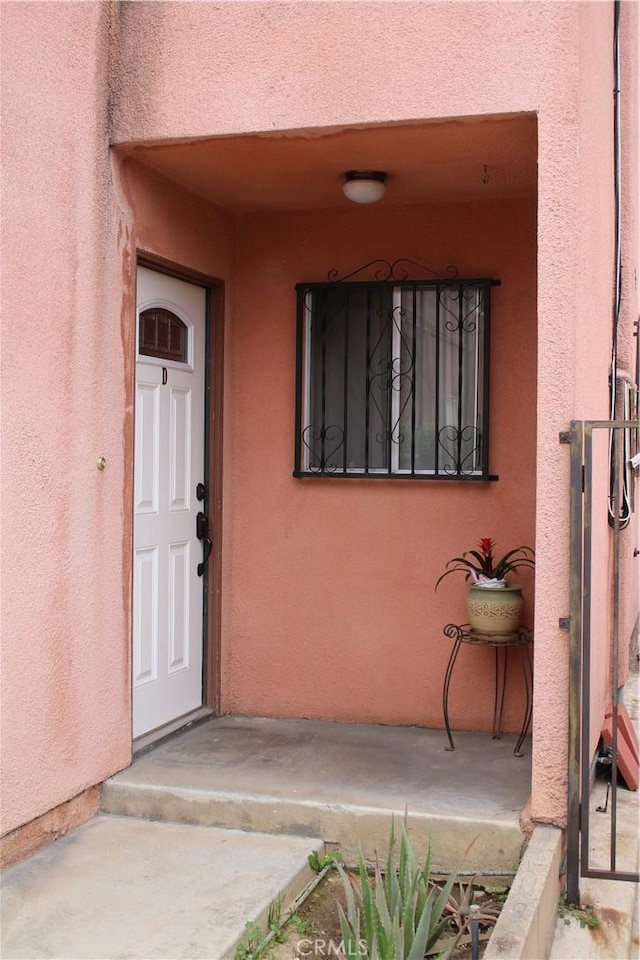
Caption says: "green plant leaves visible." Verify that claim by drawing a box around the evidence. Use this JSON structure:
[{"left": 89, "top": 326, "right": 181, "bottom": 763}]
[
  {"left": 435, "top": 544, "right": 535, "bottom": 590},
  {"left": 336, "top": 816, "right": 464, "bottom": 960},
  {"left": 308, "top": 849, "right": 343, "bottom": 873}
]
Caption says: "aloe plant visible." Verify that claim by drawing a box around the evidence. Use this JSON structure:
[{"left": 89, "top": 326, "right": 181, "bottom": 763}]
[{"left": 336, "top": 819, "right": 462, "bottom": 960}]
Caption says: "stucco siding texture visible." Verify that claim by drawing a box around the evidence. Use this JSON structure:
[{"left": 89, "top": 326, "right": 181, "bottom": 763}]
[
  {"left": 529, "top": 2, "right": 605, "bottom": 825},
  {"left": 110, "top": 0, "right": 576, "bottom": 144},
  {"left": 108, "top": 0, "right": 618, "bottom": 832},
  {"left": 578, "top": 2, "right": 617, "bottom": 764},
  {"left": 2, "top": 0, "right": 638, "bottom": 840},
  {"left": 616, "top": 1, "right": 640, "bottom": 678},
  {"left": 222, "top": 201, "right": 537, "bottom": 731},
  {"left": 108, "top": 0, "right": 637, "bottom": 831},
  {"left": 1, "top": 2, "right": 130, "bottom": 834},
  {"left": 531, "top": 1, "right": 640, "bottom": 823}
]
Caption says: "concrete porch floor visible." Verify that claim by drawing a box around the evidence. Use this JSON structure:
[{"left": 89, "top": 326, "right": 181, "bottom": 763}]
[{"left": 102, "top": 715, "right": 532, "bottom": 871}]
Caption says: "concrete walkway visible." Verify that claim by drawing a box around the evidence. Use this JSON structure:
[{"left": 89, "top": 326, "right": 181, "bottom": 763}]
[
  {"left": 548, "top": 779, "right": 639, "bottom": 959},
  {"left": 1, "top": 716, "right": 532, "bottom": 960},
  {"left": 102, "top": 715, "right": 531, "bottom": 871},
  {"left": 550, "top": 662, "right": 640, "bottom": 960},
  {"left": 1, "top": 815, "right": 322, "bottom": 960},
  {"left": 3, "top": 705, "right": 636, "bottom": 960}
]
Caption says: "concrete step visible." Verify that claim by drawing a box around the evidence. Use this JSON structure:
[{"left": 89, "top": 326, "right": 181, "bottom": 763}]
[
  {"left": 102, "top": 715, "right": 530, "bottom": 872},
  {"left": 0, "top": 814, "right": 322, "bottom": 960}
]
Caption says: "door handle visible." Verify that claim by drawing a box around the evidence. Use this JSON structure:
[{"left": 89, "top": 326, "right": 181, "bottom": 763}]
[
  {"left": 196, "top": 511, "right": 208, "bottom": 541},
  {"left": 196, "top": 510, "right": 212, "bottom": 576},
  {"left": 197, "top": 537, "right": 212, "bottom": 577}
]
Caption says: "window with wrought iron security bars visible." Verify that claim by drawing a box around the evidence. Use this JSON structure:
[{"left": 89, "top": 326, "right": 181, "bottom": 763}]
[{"left": 294, "top": 261, "right": 500, "bottom": 480}]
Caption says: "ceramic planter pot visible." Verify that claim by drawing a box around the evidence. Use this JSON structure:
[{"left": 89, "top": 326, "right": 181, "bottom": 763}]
[{"left": 466, "top": 583, "right": 523, "bottom": 636}]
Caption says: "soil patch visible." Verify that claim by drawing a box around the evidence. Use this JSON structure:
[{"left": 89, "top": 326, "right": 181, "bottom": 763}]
[{"left": 268, "top": 870, "right": 508, "bottom": 960}]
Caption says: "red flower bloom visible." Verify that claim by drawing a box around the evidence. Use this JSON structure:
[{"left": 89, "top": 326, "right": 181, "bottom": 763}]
[{"left": 478, "top": 538, "right": 495, "bottom": 559}]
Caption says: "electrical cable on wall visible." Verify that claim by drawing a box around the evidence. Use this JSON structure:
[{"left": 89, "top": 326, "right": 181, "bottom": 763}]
[{"left": 608, "top": 0, "right": 633, "bottom": 529}]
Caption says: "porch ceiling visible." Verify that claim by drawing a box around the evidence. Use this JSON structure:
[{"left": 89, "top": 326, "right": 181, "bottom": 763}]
[{"left": 118, "top": 114, "right": 537, "bottom": 212}]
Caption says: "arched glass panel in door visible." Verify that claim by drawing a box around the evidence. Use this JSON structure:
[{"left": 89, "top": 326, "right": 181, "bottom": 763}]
[{"left": 139, "top": 307, "right": 189, "bottom": 363}]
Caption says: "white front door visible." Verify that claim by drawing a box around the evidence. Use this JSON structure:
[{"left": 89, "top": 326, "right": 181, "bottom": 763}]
[{"left": 133, "top": 266, "right": 206, "bottom": 738}]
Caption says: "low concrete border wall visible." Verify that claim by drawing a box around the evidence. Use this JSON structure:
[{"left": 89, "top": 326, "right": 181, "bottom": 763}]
[{"left": 484, "top": 824, "right": 563, "bottom": 960}]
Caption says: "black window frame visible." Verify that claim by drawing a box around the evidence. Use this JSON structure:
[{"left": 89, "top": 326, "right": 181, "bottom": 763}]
[{"left": 294, "top": 274, "right": 500, "bottom": 481}]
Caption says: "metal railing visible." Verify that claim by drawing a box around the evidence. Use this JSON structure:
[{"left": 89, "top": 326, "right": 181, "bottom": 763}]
[{"left": 566, "top": 418, "right": 639, "bottom": 903}]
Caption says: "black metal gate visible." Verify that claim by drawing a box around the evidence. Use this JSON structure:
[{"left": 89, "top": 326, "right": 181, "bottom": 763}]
[{"left": 566, "top": 417, "right": 639, "bottom": 903}]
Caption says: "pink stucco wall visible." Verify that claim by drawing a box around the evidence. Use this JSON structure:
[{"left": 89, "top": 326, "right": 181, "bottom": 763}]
[
  {"left": 617, "top": 0, "right": 640, "bottom": 682},
  {"left": 116, "top": 158, "right": 235, "bottom": 285},
  {"left": 1, "top": 2, "right": 130, "bottom": 834},
  {"left": 561, "top": 0, "right": 640, "bottom": 782},
  {"left": 223, "top": 200, "right": 536, "bottom": 730},
  {"left": 114, "top": 156, "right": 537, "bottom": 734},
  {"left": 530, "top": 1, "right": 616, "bottom": 821},
  {"left": 110, "top": 0, "right": 576, "bottom": 144},
  {"left": 107, "top": 0, "right": 637, "bottom": 823},
  {"left": 2, "top": 0, "right": 638, "bottom": 837}
]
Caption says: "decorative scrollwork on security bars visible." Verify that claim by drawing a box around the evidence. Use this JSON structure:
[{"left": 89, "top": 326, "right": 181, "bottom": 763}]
[
  {"left": 328, "top": 259, "right": 458, "bottom": 283},
  {"left": 301, "top": 424, "right": 345, "bottom": 473},
  {"left": 437, "top": 425, "right": 482, "bottom": 476},
  {"left": 368, "top": 302, "right": 415, "bottom": 448},
  {"left": 439, "top": 284, "right": 485, "bottom": 335}
]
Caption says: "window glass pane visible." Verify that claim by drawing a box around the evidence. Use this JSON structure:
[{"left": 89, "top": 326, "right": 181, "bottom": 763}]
[
  {"left": 360, "top": 286, "right": 390, "bottom": 471},
  {"left": 398, "top": 288, "right": 437, "bottom": 471},
  {"left": 396, "top": 285, "right": 484, "bottom": 474},
  {"left": 460, "top": 286, "right": 484, "bottom": 472},
  {"left": 437, "top": 286, "right": 484, "bottom": 474},
  {"left": 307, "top": 288, "right": 346, "bottom": 472},
  {"left": 307, "top": 287, "right": 390, "bottom": 472},
  {"left": 298, "top": 279, "right": 489, "bottom": 478},
  {"left": 139, "top": 308, "right": 188, "bottom": 363},
  {"left": 438, "top": 287, "right": 461, "bottom": 473}
]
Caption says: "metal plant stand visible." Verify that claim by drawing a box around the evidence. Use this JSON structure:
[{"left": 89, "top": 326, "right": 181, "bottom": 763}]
[{"left": 442, "top": 623, "right": 533, "bottom": 757}]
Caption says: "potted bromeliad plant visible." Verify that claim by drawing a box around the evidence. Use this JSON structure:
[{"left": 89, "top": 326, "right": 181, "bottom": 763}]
[{"left": 436, "top": 537, "right": 535, "bottom": 636}]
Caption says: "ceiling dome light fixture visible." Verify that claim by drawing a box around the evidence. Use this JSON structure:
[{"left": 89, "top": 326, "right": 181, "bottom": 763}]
[{"left": 342, "top": 170, "right": 387, "bottom": 204}]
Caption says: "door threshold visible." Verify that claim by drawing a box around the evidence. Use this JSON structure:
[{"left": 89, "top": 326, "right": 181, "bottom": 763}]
[{"left": 133, "top": 707, "right": 214, "bottom": 756}]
